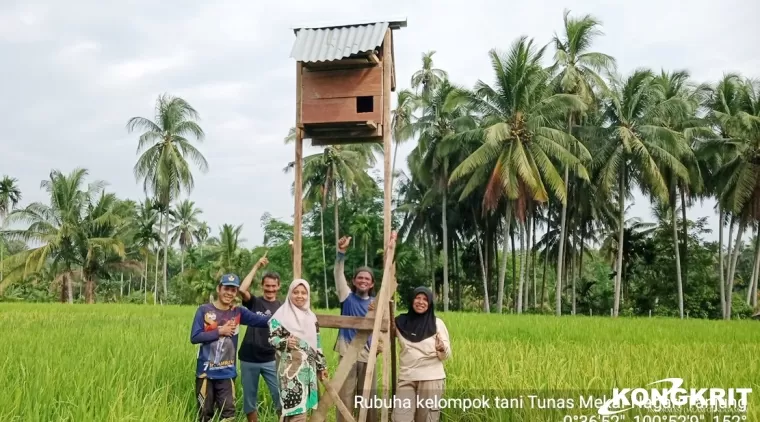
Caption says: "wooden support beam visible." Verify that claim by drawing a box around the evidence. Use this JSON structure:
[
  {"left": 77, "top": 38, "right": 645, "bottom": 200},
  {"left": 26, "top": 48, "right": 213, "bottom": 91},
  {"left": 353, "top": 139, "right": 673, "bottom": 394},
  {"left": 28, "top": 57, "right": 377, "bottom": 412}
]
[
  {"left": 367, "top": 52, "right": 380, "bottom": 64},
  {"left": 293, "top": 61, "right": 303, "bottom": 278},
  {"left": 316, "top": 314, "right": 389, "bottom": 331},
  {"left": 357, "top": 232, "right": 396, "bottom": 422},
  {"left": 382, "top": 29, "right": 392, "bottom": 249},
  {"left": 366, "top": 120, "right": 378, "bottom": 130}
]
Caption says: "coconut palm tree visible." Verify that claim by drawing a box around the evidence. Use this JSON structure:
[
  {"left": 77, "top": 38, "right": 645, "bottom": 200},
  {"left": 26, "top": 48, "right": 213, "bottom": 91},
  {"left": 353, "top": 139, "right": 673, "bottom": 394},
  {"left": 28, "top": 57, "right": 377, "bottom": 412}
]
[
  {"left": 549, "top": 9, "right": 616, "bottom": 315},
  {"left": 0, "top": 175, "right": 22, "bottom": 283},
  {"left": 450, "top": 36, "right": 590, "bottom": 314},
  {"left": 2, "top": 168, "right": 100, "bottom": 302},
  {"left": 415, "top": 78, "right": 478, "bottom": 312},
  {"left": 128, "top": 93, "right": 208, "bottom": 301},
  {"left": 410, "top": 51, "right": 448, "bottom": 98},
  {"left": 170, "top": 199, "right": 203, "bottom": 275},
  {"left": 703, "top": 75, "right": 760, "bottom": 318},
  {"left": 593, "top": 69, "right": 692, "bottom": 316}
]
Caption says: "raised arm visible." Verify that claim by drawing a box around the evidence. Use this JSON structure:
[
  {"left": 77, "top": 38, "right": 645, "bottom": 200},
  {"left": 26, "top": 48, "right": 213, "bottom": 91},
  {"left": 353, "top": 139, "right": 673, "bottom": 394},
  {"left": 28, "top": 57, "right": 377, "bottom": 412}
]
[
  {"left": 239, "top": 255, "right": 269, "bottom": 302},
  {"left": 239, "top": 306, "right": 270, "bottom": 328},
  {"left": 190, "top": 307, "right": 220, "bottom": 344},
  {"left": 334, "top": 236, "right": 352, "bottom": 303}
]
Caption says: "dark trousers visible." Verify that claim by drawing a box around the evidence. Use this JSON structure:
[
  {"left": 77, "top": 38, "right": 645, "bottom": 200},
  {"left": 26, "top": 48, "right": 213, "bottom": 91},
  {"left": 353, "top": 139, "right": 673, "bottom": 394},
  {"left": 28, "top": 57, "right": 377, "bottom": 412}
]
[{"left": 195, "top": 377, "right": 236, "bottom": 422}]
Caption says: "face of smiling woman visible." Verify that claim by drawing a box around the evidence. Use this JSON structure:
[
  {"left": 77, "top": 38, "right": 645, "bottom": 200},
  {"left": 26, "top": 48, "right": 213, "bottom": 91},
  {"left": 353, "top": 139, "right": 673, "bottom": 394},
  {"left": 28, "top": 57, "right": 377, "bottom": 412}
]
[
  {"left": 412, "top": 293, "right": 429, "bottom": 314},
  {"left": 290, "top": 284, "right": 308, "bottom": 308}
]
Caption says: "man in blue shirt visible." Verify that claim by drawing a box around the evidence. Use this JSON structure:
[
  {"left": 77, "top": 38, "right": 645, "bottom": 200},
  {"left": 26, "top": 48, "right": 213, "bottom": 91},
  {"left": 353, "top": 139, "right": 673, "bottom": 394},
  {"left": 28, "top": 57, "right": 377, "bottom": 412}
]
[
  {"left": 333, "top": 235, "right": 379, "bottom": 422},
  {"left": 190, "top": 273, "right": 271, "bottom": 422}
]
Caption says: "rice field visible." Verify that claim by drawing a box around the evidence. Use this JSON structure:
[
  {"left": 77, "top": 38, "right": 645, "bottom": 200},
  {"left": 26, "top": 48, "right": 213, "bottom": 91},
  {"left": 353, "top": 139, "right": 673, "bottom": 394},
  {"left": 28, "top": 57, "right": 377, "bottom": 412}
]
[{"left": 1, "top": 303, "right": 758, "bottom": 422}]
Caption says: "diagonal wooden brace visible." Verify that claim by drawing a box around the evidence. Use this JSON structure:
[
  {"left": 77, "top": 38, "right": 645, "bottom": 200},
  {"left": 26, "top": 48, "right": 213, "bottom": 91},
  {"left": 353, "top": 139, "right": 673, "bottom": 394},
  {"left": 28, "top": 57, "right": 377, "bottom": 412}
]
[{"left": 357, "top": 232, "right": 396, "bottom": 422}]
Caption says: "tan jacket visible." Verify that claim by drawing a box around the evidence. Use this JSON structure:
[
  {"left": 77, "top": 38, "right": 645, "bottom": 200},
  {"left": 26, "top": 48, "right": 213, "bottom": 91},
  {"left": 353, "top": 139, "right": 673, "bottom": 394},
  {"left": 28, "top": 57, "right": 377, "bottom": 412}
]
[{"left": 396, "top": 317, "right": 451, "bottom": 381}]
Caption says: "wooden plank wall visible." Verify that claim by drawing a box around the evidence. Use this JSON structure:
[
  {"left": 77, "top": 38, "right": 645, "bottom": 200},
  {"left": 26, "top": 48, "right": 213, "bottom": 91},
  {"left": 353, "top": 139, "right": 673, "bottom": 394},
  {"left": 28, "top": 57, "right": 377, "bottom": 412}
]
[{"left": 302, "top": 67, "right": 383, "bottom": 124}]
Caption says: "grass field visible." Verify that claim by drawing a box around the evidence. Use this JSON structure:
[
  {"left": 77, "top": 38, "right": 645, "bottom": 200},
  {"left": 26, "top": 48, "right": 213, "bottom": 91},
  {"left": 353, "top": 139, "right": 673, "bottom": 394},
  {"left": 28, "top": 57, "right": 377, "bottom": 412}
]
[{"left": 1, "top": 303, "right": 758, "bottom": 422}]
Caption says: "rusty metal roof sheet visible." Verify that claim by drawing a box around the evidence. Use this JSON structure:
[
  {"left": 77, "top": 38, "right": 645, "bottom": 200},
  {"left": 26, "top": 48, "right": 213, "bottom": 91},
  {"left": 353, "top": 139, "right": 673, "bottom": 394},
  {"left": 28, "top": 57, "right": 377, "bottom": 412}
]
[{"left": 290, "top": 21, "right": 399, "bottom": 63}]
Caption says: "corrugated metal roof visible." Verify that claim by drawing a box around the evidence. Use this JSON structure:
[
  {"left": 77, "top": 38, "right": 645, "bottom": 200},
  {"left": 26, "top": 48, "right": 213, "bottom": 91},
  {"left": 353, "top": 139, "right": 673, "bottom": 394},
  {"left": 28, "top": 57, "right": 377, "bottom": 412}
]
[{"left": 290, "top": 22, "right": 389, "bottom": 63}]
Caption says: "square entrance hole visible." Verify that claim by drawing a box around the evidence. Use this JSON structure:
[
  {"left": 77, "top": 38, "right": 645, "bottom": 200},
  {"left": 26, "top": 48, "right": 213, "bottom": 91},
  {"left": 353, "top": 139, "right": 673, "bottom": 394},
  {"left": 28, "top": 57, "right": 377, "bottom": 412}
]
[{"left": 356, "top": 96, "right": 374, "bottom": 113}]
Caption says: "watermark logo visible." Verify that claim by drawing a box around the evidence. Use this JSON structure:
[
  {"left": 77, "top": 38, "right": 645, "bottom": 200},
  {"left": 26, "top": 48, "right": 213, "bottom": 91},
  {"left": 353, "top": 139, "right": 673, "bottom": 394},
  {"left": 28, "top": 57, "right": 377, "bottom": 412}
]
[{"left": 598, "top": 378, "right": 752, "bottom": 415}]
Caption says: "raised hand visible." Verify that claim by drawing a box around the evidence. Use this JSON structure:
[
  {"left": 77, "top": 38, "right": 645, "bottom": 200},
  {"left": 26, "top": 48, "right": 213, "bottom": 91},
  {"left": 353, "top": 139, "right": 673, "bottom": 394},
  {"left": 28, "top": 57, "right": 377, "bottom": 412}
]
[
  {"left": 337, "top": 236, "right": 351, "bottom": 253},
  {"left": 435, "top": 333, "right": 445, "bottom": 352},
  {"left": 256, "top": 256, "right": 269, "bottom": 268},
  {"left": 287, "top": 336, "right": 300, "bottom": 350}
]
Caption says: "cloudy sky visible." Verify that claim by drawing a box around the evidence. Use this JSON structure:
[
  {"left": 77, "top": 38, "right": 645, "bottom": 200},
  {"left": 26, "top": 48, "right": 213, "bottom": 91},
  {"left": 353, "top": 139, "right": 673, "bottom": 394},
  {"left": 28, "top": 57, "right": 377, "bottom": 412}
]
[{"left": 1, "top": 0, "right": 758, "bottom": 246}]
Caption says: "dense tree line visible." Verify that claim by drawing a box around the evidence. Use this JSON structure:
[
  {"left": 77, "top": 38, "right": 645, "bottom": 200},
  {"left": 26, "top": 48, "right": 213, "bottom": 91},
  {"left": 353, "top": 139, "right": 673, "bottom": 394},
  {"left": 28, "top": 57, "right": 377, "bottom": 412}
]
[{"left": 1, "top": 10, "right": 758, "bottom": 320}]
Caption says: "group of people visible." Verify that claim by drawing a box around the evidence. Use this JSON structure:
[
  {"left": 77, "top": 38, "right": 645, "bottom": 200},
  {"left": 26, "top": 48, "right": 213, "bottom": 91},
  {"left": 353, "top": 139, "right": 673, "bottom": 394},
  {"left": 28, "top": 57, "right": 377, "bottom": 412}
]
[{"left": 190, "top": 236, "right": 452, "bottom": 422}]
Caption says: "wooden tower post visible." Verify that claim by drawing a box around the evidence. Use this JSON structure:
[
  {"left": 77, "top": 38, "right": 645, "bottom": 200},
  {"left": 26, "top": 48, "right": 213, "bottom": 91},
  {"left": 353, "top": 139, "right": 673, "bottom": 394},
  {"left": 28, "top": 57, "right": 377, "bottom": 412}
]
[{"left": 289, "top": 18, "right": 407, "bottom": 422}]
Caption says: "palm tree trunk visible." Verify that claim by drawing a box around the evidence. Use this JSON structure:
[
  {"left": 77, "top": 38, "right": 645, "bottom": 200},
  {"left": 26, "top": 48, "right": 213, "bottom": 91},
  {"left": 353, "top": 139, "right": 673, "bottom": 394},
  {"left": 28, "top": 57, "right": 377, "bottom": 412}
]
[
  {"left": 726, "top": 219, "right": 746, "bottom": 319},
  {"left": 143, "top": 254, "right": 148, "bottom": 303},
  {"left": 0, "top": 242, "right": 3, "bottom": 283},
  {"left": 719, "top": 206, "right": 725, "bottom": 318},
  {"left": 128, "top": 274, "right": 132, "bottom": 296},
  {"left": 541, "top": 246, "right": 548, "bottom": 310},
  {"left": 680, "top": 188, "right": 688, "bottom": 286},
  {"left": 120, "top": 272, "right": 124, "bottom": 297},
  {"left": 428, "top": 232, "right": 435, "bottom": 291},
  {"left": 497, "top": 204, "right": 510, "bottom": 313},
  {"left": 162, "top": 209, "right": 169, "bottom": 302},
  {"left": 320, "top": 205, "right": 329, "bottom": 309},
  {"left": 85, "top": 275, "right": 95, "bottom": 304},
  {"left": 579, "top": 234, "right": 585, "bottom": 310},
  {"left": 442, "top": 180, "right": 449, "bottom": 312},
  {"left": 571, "top": 227, "right": 577, "bottom": 316},
  {"left": 532, "top": 214, "right": 537, "bottom": 309},
  {"left": 747, "top": 228, "right": 759, "bottom": 305},
  {"left": 364, "top": 241, "right": 368, "bottom": 266},
  {"left": 181, "top": 249, "right": 185, "bottom": 276},
  {"left": 753, "top": 253, "right": 759, "bottom": 309},
  {"left": 473, "top": 210, "right": 490, "bottom": 313},
  {"left": 66, "top": 273, "right": 73, "bottom": 304},
  {"left": 510, "top": 226, "right": 516, "bottom": 311},
  {"left": 517, "top": 220, "right": 526, "bottom": 314},
  {"left": 725, "top": 216, "right": 735, "bottom": 288},
  {"left": 556, "top": 165, "right": 570, "bottom": 316},
  {"left": 154, "top": 248, "right": 159, "bottom": 305},
  {"left": 671, "top": 196, "right": 684, "bottom": 319},
  {"left": 523, "top": 213, "right": 532, "bottom": 311},
  {"left": 613, "top": 170, "right": 625, "bottom": 317}
]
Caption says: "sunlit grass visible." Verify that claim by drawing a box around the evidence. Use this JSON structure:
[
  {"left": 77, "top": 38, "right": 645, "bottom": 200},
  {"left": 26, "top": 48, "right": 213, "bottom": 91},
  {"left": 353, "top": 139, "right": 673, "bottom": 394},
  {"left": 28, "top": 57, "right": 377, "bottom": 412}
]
[{"left": 1, "top": 304, "right": 758, "bottom": 421}]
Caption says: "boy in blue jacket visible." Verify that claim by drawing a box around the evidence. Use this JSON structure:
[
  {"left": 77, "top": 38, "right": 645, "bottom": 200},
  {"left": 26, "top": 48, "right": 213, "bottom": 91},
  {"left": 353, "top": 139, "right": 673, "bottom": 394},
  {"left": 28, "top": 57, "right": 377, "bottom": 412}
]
[{"left": 191, "top": 273, "right": 271, "bottom": 422}]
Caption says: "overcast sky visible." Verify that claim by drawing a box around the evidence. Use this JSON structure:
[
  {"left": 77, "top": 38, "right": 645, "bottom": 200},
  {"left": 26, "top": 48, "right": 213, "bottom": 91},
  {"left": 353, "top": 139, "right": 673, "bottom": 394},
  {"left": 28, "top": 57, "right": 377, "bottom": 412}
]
[{"left": 1, "top": 0, "right": 758, "bottom": 247}]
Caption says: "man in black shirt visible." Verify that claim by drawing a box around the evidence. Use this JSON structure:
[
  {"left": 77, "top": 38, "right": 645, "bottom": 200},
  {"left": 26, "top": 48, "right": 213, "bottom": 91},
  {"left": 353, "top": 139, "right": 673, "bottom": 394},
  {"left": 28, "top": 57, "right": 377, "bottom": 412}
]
[{"left": 238, "top": 255, "right": 282, "bottom": 422}]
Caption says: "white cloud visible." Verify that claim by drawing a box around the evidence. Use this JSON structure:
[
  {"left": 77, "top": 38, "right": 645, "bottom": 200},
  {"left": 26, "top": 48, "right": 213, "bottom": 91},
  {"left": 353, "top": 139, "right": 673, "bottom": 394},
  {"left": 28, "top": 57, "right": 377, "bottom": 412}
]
[
  {"left": 1, "top": 0, "right": 758, "bottom": 246},
  {"left": 101, "top": 50, "right": 193, "bottom": 86}
]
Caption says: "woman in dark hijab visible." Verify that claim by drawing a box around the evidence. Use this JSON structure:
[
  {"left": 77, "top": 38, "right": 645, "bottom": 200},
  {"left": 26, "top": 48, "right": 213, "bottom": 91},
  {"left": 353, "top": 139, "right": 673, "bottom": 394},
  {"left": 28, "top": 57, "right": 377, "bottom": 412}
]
[{"left": 392, "top": 286, "right": 451, "bottom": 422}]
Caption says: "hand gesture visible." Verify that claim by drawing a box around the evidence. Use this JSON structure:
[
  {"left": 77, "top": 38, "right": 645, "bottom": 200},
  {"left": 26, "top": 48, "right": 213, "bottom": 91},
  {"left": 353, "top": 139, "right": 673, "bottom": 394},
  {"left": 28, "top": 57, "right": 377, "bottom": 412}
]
[
  {"left": 337, "top": 236, "right": 351, "bottom": 253},
  {"left": 287, "top": 336, "right": 300, "bottom": 350},
  {"left": 256, "top": 256, "right": 269, "bottom": 268},
  {"left": 368, "top": 299, "right": 376, "bottom": 312},
  {"left": 435, "top": 333, "right": 445, "bottom": 353},
  {"left": 318, "top": 369, "right": 328, "bottom": 381},
  {"left": 218, "top": 320, "right": 236, "bottom": 337}
]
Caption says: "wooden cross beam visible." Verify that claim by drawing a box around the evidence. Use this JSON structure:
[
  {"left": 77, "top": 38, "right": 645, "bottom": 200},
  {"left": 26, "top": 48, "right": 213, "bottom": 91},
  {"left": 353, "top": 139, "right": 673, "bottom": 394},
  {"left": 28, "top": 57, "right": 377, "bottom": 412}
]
[{"left": 316, "top": 314, "right": 389, "bottom": 332}]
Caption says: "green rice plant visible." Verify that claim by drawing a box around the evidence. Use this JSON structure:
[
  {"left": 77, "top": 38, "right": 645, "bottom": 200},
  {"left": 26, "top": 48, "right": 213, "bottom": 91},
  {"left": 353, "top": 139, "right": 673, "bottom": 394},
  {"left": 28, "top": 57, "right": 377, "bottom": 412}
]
[{"left": 0, "top": 304, "right": 757, "bottom": 421}]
